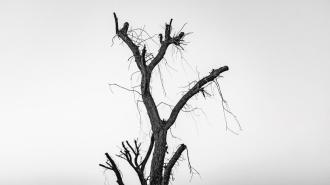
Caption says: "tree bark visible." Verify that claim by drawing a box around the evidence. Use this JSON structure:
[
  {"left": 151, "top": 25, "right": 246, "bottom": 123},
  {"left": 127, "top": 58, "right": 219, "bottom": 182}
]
[{"left": 149, "top": 129, "right": 167, "bottom": 185}]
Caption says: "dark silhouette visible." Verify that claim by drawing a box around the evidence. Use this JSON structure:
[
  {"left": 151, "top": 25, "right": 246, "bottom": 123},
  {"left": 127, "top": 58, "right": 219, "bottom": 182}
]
[{"left": 99, "top": 13, "right": 233, "bottom": 185}]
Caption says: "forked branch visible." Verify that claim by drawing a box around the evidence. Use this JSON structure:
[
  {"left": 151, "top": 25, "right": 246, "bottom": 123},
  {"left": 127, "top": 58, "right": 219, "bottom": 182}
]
[{"left": 148, "top": 19, "right": 186, "bottom": 71}]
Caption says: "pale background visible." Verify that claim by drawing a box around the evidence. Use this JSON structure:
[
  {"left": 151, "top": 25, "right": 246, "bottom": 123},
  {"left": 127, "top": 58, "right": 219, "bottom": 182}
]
[{"left": 1, "top": 0, "right": 330, "bottom": 185}]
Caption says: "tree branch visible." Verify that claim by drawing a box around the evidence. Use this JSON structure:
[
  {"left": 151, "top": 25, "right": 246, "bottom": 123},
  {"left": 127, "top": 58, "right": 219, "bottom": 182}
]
[
  {"left": 148, "top": 19, "right": 185, "bottom": 71},
  {"left": 108, "top": 83, "right": 141, "bottom": 95},
  {"left": 165, "top": 66, "right": 229, "bottom": 130},
  {"left": 140, "top": 134, "right": 154, "bottom": 171},
  {"left": 113, "top": 12, "right": 142, "bottom": 70},
  {"left": 140, "top": 19, "right": 186, "bottom": 129},
  {"left": 99, "top": 153, "right": 125, "bottom": 185},
  {"left": 140, "top": 71, "right": 162, "bottom": 130},
  {"left": 114, "top": 13, "right": 191, "bottom": 131},
  {"left": 116, "top": 138, "right": 157, "bottom": 185},
  {"left": 162, "top": 144, "right": 187, "bottom": 185},
  {"left": 113, "top": 13, "right": 161, "bottom": 129}
]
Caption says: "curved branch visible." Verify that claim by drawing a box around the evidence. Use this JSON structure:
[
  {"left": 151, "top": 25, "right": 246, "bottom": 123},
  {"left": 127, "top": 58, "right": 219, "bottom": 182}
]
[
  {"left": 162, "top": 144, "right": 187, "bottom": 185},
  {"left": 165, "top": 66, "right": 229, "bottom": 130}
]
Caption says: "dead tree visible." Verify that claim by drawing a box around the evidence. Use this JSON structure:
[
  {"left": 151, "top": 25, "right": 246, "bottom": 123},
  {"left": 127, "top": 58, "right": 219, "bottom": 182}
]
[{"left": 99, "top": 13, "right": 232, "bottom": 185}]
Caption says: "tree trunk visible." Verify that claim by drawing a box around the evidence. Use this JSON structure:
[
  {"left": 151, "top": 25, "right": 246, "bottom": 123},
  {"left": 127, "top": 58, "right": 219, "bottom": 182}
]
[{"left": 149, "top": 129, "right": 167, "bottom": 185}]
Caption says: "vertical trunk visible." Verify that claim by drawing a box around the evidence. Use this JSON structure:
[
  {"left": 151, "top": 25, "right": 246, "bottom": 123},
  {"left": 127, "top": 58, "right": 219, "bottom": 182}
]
[{"left": 149, "top": 129, "right": 167, "bottom": 185}]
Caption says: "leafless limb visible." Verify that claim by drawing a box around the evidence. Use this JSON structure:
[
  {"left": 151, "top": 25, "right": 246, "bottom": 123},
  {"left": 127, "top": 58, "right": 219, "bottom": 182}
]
[
  {"left": 113, "top": 13, "right": 142, "bottom": 70},
  {"left": 115, "top": 135, "right": 154, "bottom": 185},
  {"left": 130, "top": 71, "right": 140, "bottom": 81},
  {"left": 157, "top": 101, "right": 173, "bottom": 108},
  {"left": 158, "top": 65, "right": 167, "bottom": 96},
  {"left": 162, "top": 144, "right": 187, "bottom": 185},
  {"left": 111, "top": 34, "right": 118, "bottom": 47},
  {"left": 214, "top": 78, "right": 242, "bottom": 134},
  {"left": 129, "top": 27, "right": 160, "bottom": 46},
  {"left": 186, "top": 147, "right": 200, "bottom": 181},
  {"left": 148, "top": 19, "right": 187, "bottom": 71},
  {"left": 108, "top": 83, "right": 141, "bottom": 96},
  {"left": 162, "top": 57, "right": 178, "bottom": 74},
  {"left": 169, "top": 127, "right": 182, "bottom": 141},
  {"left": 179, "top": 80, "right": 198, "bottom": 89},
  {"left": 157, "top": 101, "right": 201, "bottom": 115},
  {"left": 140, "top": 134, "right": 155, "bottom": 171},
  {"left": 127, "top": 56, "right": 135, "bottom": 70},
  {"left": 114, "top": 13, "right": 162, "bottom": 130},
  {"left": 166, "top": 66, "right": 229, "bottom": 130},
  {"left": 99, "top": 153, "right": 125, "bottom": 185}
]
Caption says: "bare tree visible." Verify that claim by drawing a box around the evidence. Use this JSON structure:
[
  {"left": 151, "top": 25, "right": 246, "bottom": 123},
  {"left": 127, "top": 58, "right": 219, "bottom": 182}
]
[{"left": 99, "top": 13, "right": 235, "bottom": 185}]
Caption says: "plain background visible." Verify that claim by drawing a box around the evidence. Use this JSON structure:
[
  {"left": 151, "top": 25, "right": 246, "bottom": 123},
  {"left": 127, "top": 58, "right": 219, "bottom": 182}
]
[{"left": 1, "top": 0, "right": 329, "bottom": 185}]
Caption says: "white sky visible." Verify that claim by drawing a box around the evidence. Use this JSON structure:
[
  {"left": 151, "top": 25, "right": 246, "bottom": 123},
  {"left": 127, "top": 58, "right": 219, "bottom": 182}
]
[{"left": 1, "top": 0, "right": 330, "bottom": 185}]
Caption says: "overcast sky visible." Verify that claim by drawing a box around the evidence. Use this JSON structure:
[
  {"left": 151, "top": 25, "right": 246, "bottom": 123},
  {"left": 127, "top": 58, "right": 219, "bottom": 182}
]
[{"left": 1, "top": 0, "right": 330, "bottom": 185}]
